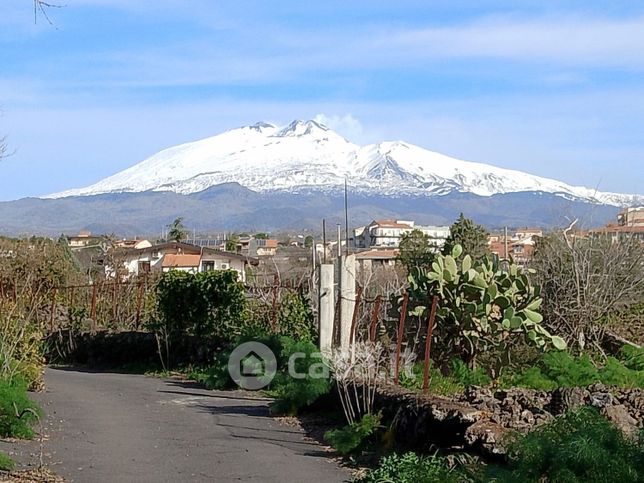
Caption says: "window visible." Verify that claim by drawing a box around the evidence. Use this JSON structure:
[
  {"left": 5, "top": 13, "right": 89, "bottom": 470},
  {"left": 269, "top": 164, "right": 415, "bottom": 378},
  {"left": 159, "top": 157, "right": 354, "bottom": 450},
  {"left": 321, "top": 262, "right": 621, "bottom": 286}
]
[{"left": 202, "top": 261, "right": 215, "bottom": 272}]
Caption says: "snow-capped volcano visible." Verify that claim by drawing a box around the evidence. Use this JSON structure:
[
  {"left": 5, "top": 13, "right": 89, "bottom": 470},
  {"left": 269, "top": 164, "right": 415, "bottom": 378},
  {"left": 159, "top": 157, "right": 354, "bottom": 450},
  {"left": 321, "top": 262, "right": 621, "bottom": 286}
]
[{"left": 48, "top": 120, "right": 642, "bottom": 206}]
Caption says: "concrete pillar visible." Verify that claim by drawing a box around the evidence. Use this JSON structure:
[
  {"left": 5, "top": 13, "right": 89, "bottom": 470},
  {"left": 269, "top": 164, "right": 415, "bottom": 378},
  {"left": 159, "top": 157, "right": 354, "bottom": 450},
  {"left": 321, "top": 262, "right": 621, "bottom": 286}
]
[
  {"left": 318, "top": 264, "right": 335, "bottom": 355},
  {"left": 339, "top": 254, "right": 356, "bottom": 350}
]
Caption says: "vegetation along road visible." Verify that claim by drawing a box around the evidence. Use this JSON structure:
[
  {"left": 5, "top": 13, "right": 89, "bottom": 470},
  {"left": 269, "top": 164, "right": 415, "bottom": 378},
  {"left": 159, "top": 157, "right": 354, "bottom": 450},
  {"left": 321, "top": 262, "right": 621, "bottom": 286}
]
[{"left": 4, "top": 368, "right": 349, "bottom": 482}]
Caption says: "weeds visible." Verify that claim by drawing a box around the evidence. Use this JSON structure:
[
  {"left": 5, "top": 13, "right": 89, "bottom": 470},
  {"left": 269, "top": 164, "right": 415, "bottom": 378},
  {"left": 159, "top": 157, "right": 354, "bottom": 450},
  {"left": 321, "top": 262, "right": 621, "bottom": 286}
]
[
  {"left": 0, "top": 378, "right": 41, "bottom": 439},
  {"left": 0, "top": 451, "right": 15, "bottom": 471},
  {"left": 488, "top": 407, "right": 644, "bottom": 482},
  {"left": 356, "top": 451, "right": 466, "bottom": 482},
  {"left": 324, "top": 412, "right": 383, "bottom": 455}
]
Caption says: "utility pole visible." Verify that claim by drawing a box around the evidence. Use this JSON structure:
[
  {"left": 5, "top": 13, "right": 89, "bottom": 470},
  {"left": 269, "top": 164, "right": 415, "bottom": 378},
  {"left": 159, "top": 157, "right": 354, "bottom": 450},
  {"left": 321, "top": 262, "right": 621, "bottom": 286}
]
[
  {"left": 504, "top": 226, "right": 509, "bottom": 259},
  {"left": 322, "top": 219, "right": 327, "bottom": 264},
  {"left": 344, "top": 178, "right": 349, "bottom": 255}
]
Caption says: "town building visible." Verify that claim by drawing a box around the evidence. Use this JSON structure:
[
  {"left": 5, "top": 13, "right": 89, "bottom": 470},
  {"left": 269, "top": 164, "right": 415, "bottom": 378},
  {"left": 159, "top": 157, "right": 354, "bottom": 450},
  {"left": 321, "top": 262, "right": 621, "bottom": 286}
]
[
  {"left": 248, "top": 238, "right": 278, "bottom": 257},
  {"left": 106, "top": 242, "right": 254, "bottom": 282},
  {"left": 353, "top": 220, "right": 450, "bottom": 249},
  {"left": 113, "top": 239, "right": 152, "bottom": 250},
  {"left": 66, "top": 231, "right": 105, "bottom": 248},
  {"left": 488, "top": 228, "right": 543, "bottom": 265},
  {"left": 617, "top": 207, "right": 644, "bottom": 227},
  {"left": 354, "top": 248, "right": 399, "bottom": 272}
]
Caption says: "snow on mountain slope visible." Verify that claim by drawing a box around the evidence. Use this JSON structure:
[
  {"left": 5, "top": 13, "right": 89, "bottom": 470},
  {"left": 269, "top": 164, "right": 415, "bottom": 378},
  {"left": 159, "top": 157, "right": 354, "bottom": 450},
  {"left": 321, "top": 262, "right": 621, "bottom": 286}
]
[{"left": 48, "top": 120, "right": 642, "bottom": 206}]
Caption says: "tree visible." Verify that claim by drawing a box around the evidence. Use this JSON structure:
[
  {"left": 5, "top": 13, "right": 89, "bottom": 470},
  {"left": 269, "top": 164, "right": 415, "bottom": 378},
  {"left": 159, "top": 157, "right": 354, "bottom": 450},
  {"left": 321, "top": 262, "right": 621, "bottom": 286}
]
[
  {"left": 442, "top": 213, "right": 489, "bottom": 260},
  {"left": 304, "top": 235, "right": 314, "bottom": 248},
  {"left": 226, "top": 233, "right": 240, "bottom": 252},
  {"left": 167, "top": 217, "right": 188, "bottom": 242},
  {"left": 398, "top": 229, "right": 436, "bottom": 272},
  {"left": 530, "top": 226, "right": 644, "bottom": 353},
  {"left": 254, "top": 233, "right": 269, "bottom": 240}
]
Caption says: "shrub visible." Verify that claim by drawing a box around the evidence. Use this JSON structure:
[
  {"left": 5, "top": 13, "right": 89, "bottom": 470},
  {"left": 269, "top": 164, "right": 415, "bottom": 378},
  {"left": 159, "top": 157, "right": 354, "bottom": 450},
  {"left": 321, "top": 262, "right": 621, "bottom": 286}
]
[
  {"left": 502, "top": 350, "right": 644, "bottom": 390},
  {"left": 0, "top": 378, "right": 41, "bottom": 439},
  {"left": 450, "top": 359, "right": 491, "bottom": 387},
  {"left": 187, "top": 353, "right": 235, "bottom": 391},
  {"left": 269, "top": 338, "right": 331, "bottom": 415},
  {"left": 324, "top": 412, "right": 382, "bottom": 455},
  {"left": 275, "top": 291, "right": 317, "bottom": 342},
  {"left": 356, "top": 451, "right": 465, "bottom": 483},
  {"left": 489, "top": 407, "right": 644, "bottom": 483},
  {"left": 155, "top": 270, "right": 246, "bottom": 343},
  {"left": 540, "top": 351, "right": 599, "bottom": 387},
  {"left": 242, "top": 291, "right": 317, "bottom": 342},
  {"left": 0, "top": 451, "right": 15, "bottom": 471},
  {"left": 600, "top": 357, "right": 644, "bottom": 388},
  {"left": 502, "top": 366, "right": 557, "bottom": 391}
]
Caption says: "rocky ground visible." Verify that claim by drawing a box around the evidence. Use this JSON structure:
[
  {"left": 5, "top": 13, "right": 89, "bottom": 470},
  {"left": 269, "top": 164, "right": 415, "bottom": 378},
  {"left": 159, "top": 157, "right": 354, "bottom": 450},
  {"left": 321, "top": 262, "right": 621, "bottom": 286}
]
[
  {"left": 372, "top": 382, "right": 643, "bottom": 457},
  {"left": 0, "top": 469, "right": 64, "bottom": 483}
]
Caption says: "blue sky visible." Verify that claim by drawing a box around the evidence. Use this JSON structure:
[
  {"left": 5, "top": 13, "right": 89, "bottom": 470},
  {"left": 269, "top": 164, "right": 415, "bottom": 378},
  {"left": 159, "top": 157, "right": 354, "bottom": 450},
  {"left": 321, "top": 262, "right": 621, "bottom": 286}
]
[{"left": 1, "top": 0, "right": 643, "bottom": 200}]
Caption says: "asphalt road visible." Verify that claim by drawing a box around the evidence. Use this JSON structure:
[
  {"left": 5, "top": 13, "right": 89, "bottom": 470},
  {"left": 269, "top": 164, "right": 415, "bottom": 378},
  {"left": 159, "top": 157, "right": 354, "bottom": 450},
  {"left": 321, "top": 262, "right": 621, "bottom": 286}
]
[{"left": 2, "top": 368, "right": 349, "bottom": 482}]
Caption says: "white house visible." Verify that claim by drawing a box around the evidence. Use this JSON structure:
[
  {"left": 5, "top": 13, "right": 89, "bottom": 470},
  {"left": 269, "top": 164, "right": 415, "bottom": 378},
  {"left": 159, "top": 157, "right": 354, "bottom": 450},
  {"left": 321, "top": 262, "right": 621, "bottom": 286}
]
[
  {"left": 107, "top": 242, "right": 253, "bottom": 282},
  {"left": 200, "top": 247, "right": 251, "bottom": 283},
  {"left": 353, "top": 220, "right": 450, "bottom": 250}
]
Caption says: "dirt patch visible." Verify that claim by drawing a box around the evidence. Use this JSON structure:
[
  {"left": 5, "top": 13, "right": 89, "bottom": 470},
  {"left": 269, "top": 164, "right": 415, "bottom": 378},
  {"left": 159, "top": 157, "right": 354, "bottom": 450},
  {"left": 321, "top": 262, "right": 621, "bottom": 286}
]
[{"left": 0, "top": 469, "right": 64, "bottom": 483}]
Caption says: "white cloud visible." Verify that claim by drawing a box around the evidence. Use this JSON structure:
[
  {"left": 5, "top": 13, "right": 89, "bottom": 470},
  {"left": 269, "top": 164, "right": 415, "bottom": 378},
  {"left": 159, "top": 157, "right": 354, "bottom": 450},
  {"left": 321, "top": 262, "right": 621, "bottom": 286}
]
[
  {"left": 378, "top": 15, "right": 644, "bottom": 68},
  {"left": 313, "top": 114, "right": 364, "bottom": 141}
]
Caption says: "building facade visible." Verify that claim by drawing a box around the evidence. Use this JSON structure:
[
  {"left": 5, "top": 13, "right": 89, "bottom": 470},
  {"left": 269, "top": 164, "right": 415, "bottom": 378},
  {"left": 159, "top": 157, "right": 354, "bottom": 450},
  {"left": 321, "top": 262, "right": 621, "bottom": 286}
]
[{"left": 353, "top": 220, "right": 450, "bottom": 249}]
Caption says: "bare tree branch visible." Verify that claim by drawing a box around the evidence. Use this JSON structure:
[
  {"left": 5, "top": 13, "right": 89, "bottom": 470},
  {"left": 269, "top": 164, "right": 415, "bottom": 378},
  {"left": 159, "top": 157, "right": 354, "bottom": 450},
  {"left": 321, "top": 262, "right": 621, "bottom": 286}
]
[
  {"left": 33, "top": 0, "right": 63, "bottom": 25},
  {"left": 531, "top": 231, "right": 644, "bottom": 353}
]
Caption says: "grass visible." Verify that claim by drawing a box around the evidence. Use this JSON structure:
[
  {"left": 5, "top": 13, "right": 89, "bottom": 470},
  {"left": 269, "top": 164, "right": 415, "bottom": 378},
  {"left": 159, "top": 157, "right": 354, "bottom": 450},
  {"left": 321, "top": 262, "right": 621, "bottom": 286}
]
[
  {"left": 399, "top": 359, "right": 491, "bottom": 395},
  {"left": 0, "top": 378, "right": 41, "bottom": 439},
  {"left": 355, "top": 451, "right": 467, "bottom": 483},
  {"left": 0, "top": 452, "right": 15, "bottom": 471}
]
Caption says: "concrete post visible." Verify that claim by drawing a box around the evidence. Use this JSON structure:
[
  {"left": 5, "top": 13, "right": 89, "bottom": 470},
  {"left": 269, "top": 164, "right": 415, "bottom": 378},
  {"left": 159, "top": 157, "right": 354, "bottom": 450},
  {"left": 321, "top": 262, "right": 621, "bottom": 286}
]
[
  {"left": 318, "top": 264, "right": 335, "bottom": 355},
  {"left": 339, "top": 254, "right": 356, "bottom": 350}
]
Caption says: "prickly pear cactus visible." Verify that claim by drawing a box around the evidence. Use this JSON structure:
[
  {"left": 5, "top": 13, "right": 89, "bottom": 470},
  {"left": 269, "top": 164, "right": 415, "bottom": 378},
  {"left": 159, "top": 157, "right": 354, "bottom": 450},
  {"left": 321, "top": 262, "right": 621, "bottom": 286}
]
[{"left": 407, "top": 244, "right": 565, "bottom": 369}]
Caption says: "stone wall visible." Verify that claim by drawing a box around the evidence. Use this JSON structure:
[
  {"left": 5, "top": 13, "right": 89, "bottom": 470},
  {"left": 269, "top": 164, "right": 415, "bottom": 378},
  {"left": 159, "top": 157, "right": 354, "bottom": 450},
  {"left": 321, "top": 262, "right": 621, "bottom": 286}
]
[{"left": 372, "top": 383, "right": 643, "bottom": 457}]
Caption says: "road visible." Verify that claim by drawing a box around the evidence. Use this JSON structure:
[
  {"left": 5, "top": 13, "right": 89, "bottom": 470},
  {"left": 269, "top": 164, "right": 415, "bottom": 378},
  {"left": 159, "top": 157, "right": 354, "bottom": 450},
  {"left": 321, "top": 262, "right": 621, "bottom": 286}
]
[{"left": 2, "top": 368, "right": 349, "bottom": 482}]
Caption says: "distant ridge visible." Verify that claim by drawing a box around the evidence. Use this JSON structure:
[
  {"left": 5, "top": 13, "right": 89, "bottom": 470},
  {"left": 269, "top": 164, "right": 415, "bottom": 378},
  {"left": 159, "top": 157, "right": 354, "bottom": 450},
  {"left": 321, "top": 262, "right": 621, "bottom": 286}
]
[{"left": 47, "top": 119, "right": 643, "bottom": 207}]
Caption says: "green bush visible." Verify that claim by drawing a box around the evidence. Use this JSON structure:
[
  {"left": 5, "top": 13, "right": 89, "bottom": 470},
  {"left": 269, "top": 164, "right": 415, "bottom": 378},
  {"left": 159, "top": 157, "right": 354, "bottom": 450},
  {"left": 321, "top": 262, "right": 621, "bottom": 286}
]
[
  {"left": 324, "top": 412, "right": 382, "bottom": 455},
  {"left": 187, "top": 353, "right": 236, "bottom": 391},
  {"left": 450, "top": 359, "right": 491, "bottom": 387},
  {"left": 154, "top": 270, "right": 246, "bottom": 345},
  {"left": 0, "top": 451, "right": 15, "bottom": 471},
  {"left": 275, "top": 291, "right": 317, "bottom": 342},
  {"left": 0, "top": 378, "right": 41, "bottom": 439},
  {"left": 488, "top": 407, "right": 644, "bottom": 483},
  {"left": 502, "top": 350, "right": 644, "bottom": 390},
  {"left": 269, "top": 338, "right": 331, "bottom": 415},
  {"left": 243, "top": 292, "right": 317, "bottom": 342},
  {"left": 356, "top": 451, "right": 465, "bottom": 483}
]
